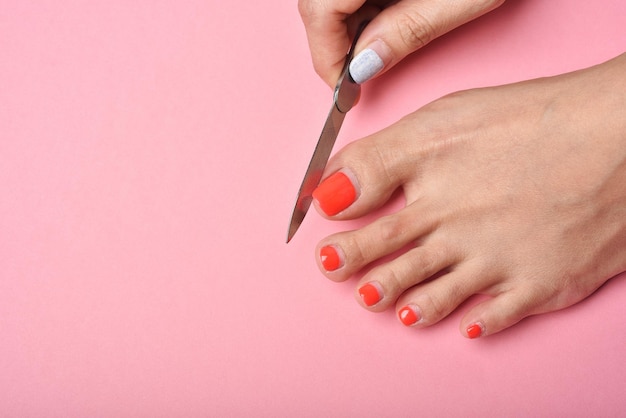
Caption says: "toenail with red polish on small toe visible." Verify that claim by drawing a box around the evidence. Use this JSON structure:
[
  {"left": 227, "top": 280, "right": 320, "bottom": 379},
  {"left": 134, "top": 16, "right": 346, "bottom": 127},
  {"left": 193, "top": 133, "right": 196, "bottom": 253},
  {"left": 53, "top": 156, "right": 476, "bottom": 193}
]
[
  {"left": 312, "top": 171, "right": 357, "bottom": 216},
  {"left": 467, "top": 323, "right": 484, "bottom": 339},
  {"left": 358, "top": 283, "right": 382, "bottom": 307},
  {"left": 398, "top": 305, "right": 420, "bottom": 326},
  {"left": 320, "top": 245, "right": 342, "bottom": 271}
]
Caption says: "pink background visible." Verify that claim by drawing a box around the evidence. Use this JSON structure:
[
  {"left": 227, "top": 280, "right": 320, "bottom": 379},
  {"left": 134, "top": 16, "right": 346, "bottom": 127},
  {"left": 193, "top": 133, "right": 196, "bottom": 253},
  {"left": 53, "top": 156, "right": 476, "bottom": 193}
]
[{"left": 1, "top": 0, "right": 625, "bottom": 416}]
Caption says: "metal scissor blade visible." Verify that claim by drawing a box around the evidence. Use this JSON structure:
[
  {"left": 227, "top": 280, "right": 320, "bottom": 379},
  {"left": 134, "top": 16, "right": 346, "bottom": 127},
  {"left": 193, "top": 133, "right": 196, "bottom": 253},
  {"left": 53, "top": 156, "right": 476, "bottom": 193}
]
[
  {"left": 286, "top": 104, "right": 346, "bottom": 243},
  {"left": 286, "top": 22, "right": 366, "bottom": 243}
]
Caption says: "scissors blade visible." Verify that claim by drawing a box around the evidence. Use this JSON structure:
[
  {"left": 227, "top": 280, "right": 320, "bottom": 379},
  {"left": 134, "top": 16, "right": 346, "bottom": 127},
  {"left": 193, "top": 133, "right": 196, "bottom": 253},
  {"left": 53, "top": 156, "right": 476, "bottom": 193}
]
[
  {"left": 286, "top": 22, "right": 366, "bottom": 243},
  {"left": 286, "top": 105, "right": 346, "bottom": 243}
]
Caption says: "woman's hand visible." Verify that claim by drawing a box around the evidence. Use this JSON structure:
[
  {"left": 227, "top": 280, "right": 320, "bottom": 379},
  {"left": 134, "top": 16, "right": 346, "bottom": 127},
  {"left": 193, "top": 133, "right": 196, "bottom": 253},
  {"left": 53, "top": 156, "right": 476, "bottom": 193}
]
[{"left": 298, "top": 0, "right": 505, "bottom": 87}]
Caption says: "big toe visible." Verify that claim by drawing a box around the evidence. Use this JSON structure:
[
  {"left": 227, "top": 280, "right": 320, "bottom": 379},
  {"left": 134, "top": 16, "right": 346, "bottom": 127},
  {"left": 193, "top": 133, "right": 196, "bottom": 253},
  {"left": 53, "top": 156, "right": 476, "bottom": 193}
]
[{"left": 313, "top": 126, "right": 418, "bottom": 219}]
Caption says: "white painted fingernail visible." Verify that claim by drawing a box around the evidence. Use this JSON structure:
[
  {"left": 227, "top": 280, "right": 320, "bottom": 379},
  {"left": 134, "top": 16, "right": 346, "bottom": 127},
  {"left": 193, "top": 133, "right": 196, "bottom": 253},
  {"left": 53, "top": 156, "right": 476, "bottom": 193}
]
[{"left": 349, "top": 48, "right": 384, "bottom": 84}]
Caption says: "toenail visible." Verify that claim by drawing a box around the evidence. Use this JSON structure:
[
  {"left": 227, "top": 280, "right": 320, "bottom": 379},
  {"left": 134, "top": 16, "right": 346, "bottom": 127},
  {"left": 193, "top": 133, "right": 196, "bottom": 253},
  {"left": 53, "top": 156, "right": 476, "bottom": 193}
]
[
  {"left": 398, "top": 305, "right": 421, "bottom": 326},
  {"left": 312, "top": 171, "right": 357, "bottom": 216},
  {"left": 466, "top": 323, "right": 485, "bottom": 339},
  {"left": 320, "top": 245, "right": 342, "bottom": 271},
  {"left": 358, "top": 282, "right": 382, "bottom": 307}
]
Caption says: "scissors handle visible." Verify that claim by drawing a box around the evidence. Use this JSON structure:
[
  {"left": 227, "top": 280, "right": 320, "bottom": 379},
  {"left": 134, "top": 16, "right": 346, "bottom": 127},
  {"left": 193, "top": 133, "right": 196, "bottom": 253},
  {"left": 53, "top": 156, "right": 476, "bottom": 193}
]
[{"left": 333, "top": 23, "right": 367, "bottom": 113}]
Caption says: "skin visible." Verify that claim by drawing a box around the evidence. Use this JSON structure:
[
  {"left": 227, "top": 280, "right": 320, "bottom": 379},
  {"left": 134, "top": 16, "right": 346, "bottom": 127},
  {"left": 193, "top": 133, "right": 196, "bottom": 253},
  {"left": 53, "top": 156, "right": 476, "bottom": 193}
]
[
  {"left": 311, "top": 52, "right": 626, "bottom": 337},
  {"left": 299, "top": 0, "right": 505, "bottom": 88}
]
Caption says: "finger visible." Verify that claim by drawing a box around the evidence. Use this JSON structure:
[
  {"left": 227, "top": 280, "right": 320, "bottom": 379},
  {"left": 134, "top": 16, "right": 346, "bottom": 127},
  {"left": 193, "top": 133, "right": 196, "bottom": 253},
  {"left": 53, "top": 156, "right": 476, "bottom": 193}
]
[
  {"left": 298, "top": 0, "right": 379, "bottom": 88},
  {"left": 349, "top": 0, "right": 505, "bottom": 84}
]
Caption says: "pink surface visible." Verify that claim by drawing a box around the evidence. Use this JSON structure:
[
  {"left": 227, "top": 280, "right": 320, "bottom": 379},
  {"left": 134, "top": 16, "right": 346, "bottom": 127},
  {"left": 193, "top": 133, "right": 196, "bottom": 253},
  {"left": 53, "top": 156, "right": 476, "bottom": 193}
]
[{"left": 1, "top": 1, "right": 625, "bottom": 416}]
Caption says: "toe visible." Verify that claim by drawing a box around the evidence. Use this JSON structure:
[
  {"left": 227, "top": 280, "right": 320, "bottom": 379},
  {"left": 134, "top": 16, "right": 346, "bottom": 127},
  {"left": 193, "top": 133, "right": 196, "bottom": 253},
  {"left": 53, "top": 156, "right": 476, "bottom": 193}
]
[
  {"left": 316, "top": 202, "right": 440, "bottom": 281},
  {"left": 355, "top": 241, "right": 460, "bottom": 311},
  {"left": 313, "top": 126, "right": 418, "bottom": 220},
  {"left": 460, "top": 286, "right": 543, "bottom": 338},
  {"left": 395, "top": 265, "right": 486, "bottom": 327}
]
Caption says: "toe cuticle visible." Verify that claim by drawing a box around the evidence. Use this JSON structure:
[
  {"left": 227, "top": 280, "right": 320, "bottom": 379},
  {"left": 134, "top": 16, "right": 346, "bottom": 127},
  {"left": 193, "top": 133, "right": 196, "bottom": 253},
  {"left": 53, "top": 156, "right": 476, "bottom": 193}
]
[
  {"left": 358, "top": 282, "right": 383, "bottom": 307},
  {"left": 467, "top": 322, "right": 485, "bottom": 339},
  {"left": 312, "top": 171, "right": 358, "bottom": 216},
  {"left": 320, "top": 245, "right": 342, "bottom": 271},
  {"left": 398, "top": 305, "right": 421, "bottom": 326}
]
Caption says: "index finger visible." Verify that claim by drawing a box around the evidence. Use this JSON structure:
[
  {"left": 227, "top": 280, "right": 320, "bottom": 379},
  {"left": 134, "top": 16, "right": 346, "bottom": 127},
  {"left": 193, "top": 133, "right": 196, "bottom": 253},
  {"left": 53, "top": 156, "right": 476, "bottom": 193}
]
[{"left": 298, "top": 0, "right": 376, "bottom": 88}]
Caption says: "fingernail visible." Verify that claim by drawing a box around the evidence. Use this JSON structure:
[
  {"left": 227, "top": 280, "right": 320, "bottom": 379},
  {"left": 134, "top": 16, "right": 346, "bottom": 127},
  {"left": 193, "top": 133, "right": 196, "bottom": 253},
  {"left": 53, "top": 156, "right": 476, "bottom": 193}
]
[
  {"left": 320, "top": 245, "right": 342, "bottom": 271},
  {"left": 466, "top": 323, "right": 485, "bottom": 339},
  {"left": 398, "top": 305, "right": 421, "bottom": 326},
  {"left": 312, "top": 171, "right": 357, "bottom": 216},
  {"left": 358, "top": 282, "right": 382, "bottom": 307},
  {"left": 349, "top": 40, "right": 389, "bottom": 84}
]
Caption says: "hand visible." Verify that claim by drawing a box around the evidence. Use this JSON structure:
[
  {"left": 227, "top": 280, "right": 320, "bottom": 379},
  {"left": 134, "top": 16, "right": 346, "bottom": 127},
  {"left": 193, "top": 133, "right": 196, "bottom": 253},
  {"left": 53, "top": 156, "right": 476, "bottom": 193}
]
[{"left": 298, "top": 0, "right": 505, "bottom": 87}]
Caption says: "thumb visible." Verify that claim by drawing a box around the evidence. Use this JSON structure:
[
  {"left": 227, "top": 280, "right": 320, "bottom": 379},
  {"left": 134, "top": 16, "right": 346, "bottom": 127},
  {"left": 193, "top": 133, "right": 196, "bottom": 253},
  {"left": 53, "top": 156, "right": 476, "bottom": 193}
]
[{"left": 349, "top": 0, "right": 505, "bottom": 84}]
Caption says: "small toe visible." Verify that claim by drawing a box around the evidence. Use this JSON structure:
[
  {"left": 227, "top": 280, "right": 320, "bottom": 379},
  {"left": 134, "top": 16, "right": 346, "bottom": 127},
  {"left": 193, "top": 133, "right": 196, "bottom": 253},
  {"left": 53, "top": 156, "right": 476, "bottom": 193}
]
[
  {"left": 317, "top": 202, "right": 440, "bottom": 281},
  {"left": 355, "top": 242, "right": 460, "bottom": 311},
  {"left": 460, "top": 286, "right": 543, "bottom": 338},
  {"left": 396, "top": 265, "right": 487, "bottom": 327}
]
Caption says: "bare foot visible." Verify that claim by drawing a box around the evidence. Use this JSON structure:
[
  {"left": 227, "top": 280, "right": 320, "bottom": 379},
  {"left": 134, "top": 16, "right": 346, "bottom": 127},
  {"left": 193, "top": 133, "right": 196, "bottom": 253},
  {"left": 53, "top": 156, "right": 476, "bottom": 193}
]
[{"left": 312, "top": 53, "right": 626, "bottom": 338}]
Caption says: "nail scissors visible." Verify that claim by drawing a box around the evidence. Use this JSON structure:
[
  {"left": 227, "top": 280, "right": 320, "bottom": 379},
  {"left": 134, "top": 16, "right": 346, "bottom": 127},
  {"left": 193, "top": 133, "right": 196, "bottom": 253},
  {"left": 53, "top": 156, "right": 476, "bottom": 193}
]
[{"left": 286, "top": 26, "right": 365, "bottom": 243}]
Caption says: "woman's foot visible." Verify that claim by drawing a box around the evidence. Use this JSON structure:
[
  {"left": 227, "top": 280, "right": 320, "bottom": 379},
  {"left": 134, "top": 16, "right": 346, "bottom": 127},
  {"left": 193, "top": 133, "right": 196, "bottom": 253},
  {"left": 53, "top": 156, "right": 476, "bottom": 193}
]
[{"left": 313, "top": 53, "right": 626, "bottom": 338}]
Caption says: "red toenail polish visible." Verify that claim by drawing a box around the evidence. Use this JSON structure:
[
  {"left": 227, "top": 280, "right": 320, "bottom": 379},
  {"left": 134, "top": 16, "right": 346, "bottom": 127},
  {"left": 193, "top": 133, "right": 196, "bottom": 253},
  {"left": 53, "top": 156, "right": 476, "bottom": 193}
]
[
  {"left": 398, "top": 305, "right": 420, "bottom": 326},
  {"left": 467, "top": 323, "right": 484, "bottom": 339},
  {"left": 312, "top": 171, "right": 357, "bottom": 216},
  {"left": 320, "top": 245, "right": 341, "bottom": 271},
  {"left": 358, "top": 283, "right": 382, "bottom": 307}
]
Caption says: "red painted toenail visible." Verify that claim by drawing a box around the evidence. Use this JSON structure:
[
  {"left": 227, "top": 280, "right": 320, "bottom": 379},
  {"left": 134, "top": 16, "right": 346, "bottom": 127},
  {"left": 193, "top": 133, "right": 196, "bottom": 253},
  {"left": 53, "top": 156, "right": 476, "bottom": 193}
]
[
  {"left": 320, "top": 245, "right": 341, "bottom": 271},
  {"left": 312, "top": 171, "right": 357, "bottom": 216},
  {"left": 467, "top": 323, "right": 484, "bottom": 339},
  {"left": 358, "top": 283, "right": 381, "bottom": 307},
  {"left": 398, "top": 305, "right": 420, "bottom": 326}
]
